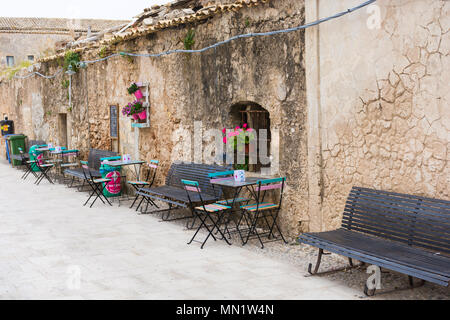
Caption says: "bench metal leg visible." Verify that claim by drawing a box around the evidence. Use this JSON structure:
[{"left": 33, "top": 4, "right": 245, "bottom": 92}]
[
  {"left": 364, "top": 284, "right": 377, "bottom": 296},
  {"left": 408, "top": 276, "right": 425, "bottom": 289},
  {"left": 68, "top": 176, "right": 76, "bottom": 188},
  {"left": 307, "top": 249, "right": 365, "bottom": 275},
  {"left": 308, "top": 249, "right": 324, "bottom": 275},
  {"left": 363, "top": 275, "right": 426, "bottom": 297}
]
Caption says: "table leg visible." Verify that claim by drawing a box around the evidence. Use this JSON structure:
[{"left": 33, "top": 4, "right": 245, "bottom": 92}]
[{"left": 133, "top": 163, "right": 142, "bottom": 181}]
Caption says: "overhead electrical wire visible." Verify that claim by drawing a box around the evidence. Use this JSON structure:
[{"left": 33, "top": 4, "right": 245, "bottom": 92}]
[{"left": 12, "top": 0, "right": 376, "bottom": 80}]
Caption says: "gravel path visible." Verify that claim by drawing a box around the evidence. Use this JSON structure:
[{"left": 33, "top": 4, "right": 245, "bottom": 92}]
[{"left": 153, "top": 206, "right": 450, "bottom": 300}]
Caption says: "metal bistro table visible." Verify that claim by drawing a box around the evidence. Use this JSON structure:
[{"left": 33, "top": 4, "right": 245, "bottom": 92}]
[
  {"left": 210, "top": 176, "right": 266, "bottom": 244},
  {"left": 48, "top": 149, "right": 79, "bottom": 183},
  {"left": 105, "top": 159, "right": 145, "bottom": 180},
  {"left": 103, "top": 159, "right": 146, "bottom": 205}
]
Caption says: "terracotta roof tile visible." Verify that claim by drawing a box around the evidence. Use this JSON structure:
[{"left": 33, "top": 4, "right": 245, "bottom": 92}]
[
  {"left": 0, "top": 17, "right": 129, "bottom": 33},
  {"left": 38, "top": 0, "right": 270, "bottom": 63}
]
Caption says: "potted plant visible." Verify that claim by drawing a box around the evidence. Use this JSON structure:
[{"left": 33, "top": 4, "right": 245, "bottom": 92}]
[
  {"left": 127, "top": 83, "right": 143, "bottom": 100},
  {"left": 222, "top": 124, "right": 255, "bottom": 171},
  {"left": 131, "top": 101, "right": 146, "bottom": 121},
  {"left": 122, "top": 103, "right": 133, "bottom": 118}
]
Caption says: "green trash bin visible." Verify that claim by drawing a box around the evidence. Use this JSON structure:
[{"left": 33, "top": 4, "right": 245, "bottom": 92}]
[
  {"left": 7, "top": 134, "right": 27, "bottom": 166},
  {"left": 100, "top": 156, "right": 122, "bottom": 198}
]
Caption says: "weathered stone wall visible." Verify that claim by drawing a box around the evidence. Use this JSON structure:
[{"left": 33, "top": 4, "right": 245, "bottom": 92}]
[
  {"left": 0, "top": 0, "right": 307, "bottom": 238},
  {"left": 305, "top": 0, "right": 449, "bottom": 231},
  {"left": 1, "top": 0, "right": 448, "bottom": 237}
]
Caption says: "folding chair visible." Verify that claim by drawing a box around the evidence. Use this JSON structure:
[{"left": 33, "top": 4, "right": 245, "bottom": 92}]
[
  {"left": 238, "top": 177, "right": 288, "bottom": 249},
  {"left": 18, "top": 147, "right": 38, "bottom": 180},
  {"left": 182, "top": 179, "right": 232, "bottom": 249},
  {"left": 59, "top": 150, "right": 80, "bottom": 184},
  {"left": 80, "top": 161, "right": 112, "bottom": 208},
  {"left": 208, "top": 170, "right": 251, "bottom": 237},
  {"left": 128, "top": 160, "right": 159, "bottom": 211},
  {"left": 33, "top": 158, "right": 55, "bottom": 185}
]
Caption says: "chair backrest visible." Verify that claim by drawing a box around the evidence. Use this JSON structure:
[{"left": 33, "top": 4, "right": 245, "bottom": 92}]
[
  {"left": 342, "top": 186, "right": 450, "bottom": 255},
  {"left": 88, "top": 149, "right": 118, "bottom": 170},
  {"left": 62, "top": 149, "right": 79, "bottom": 157},
  {"left": 255, "top": 177, "right": 286, "bottom": 208},
  {"left": 181, "top": 179, "right": 208, "bottom": 210},
  {"left": 181, "top": 179, "right": 202, "bottom": 193},
  {"left": 166, "top": 162, "right": 232, "bottom": 197},
  {"left": 80, "top": 161, "right": 93, "bottom": 180},
  {"left": 144, "top": 160, "right": 159, "bottom": 186}
]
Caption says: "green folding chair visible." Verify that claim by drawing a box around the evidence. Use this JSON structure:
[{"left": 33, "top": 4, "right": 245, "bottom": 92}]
[
  {"left": 182, "top": 179, "right": 232, "bottom": 249},
  {"left": 238, "top": 177, "right": 288, "bottom": 249}
]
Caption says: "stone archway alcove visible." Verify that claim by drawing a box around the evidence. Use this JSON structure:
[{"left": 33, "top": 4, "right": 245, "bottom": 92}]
[{"left": 228, "top": 101, "right": 272, "bottom": 174}]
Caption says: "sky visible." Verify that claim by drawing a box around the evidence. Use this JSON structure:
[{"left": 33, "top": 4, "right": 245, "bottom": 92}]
[{"left": 1, "top": 0, "right": 173, "bottom": 20}]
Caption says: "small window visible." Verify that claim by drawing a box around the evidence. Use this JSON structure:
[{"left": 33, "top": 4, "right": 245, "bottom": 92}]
[
  {"left": 27, "top": 55, "right": 34, "bottom": 62},
  {"left": 6, "top": 56, "right": 14, "bottom": 67},
  {"left": 229, "top": 102, "right": 271, "bottom": 173}
]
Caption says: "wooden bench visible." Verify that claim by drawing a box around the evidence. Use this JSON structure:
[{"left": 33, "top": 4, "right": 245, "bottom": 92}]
[
  {"left": 297, "top": 186, "right": 450, "bottom": 295},
  {"left": 64, "top": 149, "right": 118, "bottom": 188},
  {"left": 135, "top": 161, "right": 231, "bottom": 221}
]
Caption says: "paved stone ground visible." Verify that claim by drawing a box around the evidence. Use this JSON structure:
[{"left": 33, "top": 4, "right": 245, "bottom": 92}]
[{"left": 0, "top": 161, "right": 448, "bottom": 300}]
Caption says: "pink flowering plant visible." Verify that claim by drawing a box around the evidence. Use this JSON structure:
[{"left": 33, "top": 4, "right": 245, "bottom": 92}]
[
  {"left": 122, "top": 101, "right": 143, "bottom": 117},
  {"left": 222, "top": 124, "right": 255, "bottom": 170},
  {"left": 222, "top": 124, "right": 255, "bottom": 149},
  {"left": 130, "top": 101, "right": 144, "bottom": 115},
  {"left": 122, "top": 103, "right": 133, "bottom": 116}
]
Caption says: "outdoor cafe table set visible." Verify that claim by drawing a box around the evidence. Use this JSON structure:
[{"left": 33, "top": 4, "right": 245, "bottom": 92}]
[{"left": 183, "top": 170, "right": 287, "bottom": 249}]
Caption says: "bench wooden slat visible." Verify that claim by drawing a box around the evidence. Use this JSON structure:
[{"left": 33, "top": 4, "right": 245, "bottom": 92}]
[
  {"left": 342, "top": 218, "right": 450, "bottom": 254},
  {"left": 349, "top": 189, "right": 450, "bottom": 212},
  {"left": 343, "top": 187, "right": 450, "bottom": 254},
  {"left": 352, "top": 186, "right": 450, "bottom": 206},
  {"left": 343, "top": 207, "right": 450, "bottom": 238},
  {"left": 346, "top": 193, "right": 450, "bottom": 217}
]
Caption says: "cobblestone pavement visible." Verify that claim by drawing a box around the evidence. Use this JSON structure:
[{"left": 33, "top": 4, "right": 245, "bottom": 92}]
[{"left": 0, "top": 161, "right": 448, "bottom": 300}]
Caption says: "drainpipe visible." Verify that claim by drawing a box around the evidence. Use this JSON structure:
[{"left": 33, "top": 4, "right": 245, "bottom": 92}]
[
  {"left": 85, "top": 67, "right": 90, "bottom": 150},
  {"left": 306, "top": 0, "right": 324, "bottom": 232},
  {"left": 65, "top": 65, "right": 76, "bottom": 110}
]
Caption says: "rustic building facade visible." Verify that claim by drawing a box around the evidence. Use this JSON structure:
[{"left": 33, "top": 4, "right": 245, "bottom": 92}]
[
  {"left": 0, "top": 0, "right": 448, "bottom": 238},
  {"left": 0, "top": 17, "right": 127, "bottom": 68}
]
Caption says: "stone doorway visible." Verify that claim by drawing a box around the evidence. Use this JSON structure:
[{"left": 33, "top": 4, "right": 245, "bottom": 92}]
[
  {"left": 229, "top": 102, "right": 271, "bottom": 173},
  {"left": 58, "top": 113, "right": 68, "bottom": 147}
]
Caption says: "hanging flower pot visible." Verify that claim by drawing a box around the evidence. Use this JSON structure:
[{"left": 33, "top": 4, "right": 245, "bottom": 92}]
[
  {"left": 134, "top": 89, "right": 143, "bottom": 100},
  {"left": 138, "top": 110, "right": 147, "bottom": 120},
  {"left": 127, "top": 82, "right": 143, "bottom": 100},
  {"left": 128, "top": 100, "right": 144, "bottom": 121},
  {"left": 127, "top": 83, "right": 138, "bottom": 94}
]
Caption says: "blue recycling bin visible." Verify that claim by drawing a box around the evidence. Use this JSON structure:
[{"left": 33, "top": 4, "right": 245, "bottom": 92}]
[{"left": 4, "top": 134, "right": 24, "bottom": 164}]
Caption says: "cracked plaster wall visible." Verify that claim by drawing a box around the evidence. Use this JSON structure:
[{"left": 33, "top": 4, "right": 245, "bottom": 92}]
[{"left": 305, "top": 0, "right": 449, "bottom": 231}]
